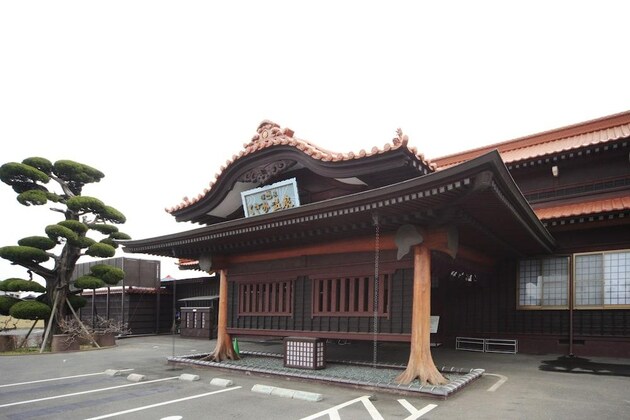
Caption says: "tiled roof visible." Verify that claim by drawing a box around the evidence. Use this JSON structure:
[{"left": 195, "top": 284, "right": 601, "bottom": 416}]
[
  {"left": 534, "top": 196, "right": 630, "bottom": 220},
  {"left": 432, "top": 111, "right": 630, "bottom": 169},
  {"left": 167, "top": 121, "right": 434, "bottom": 213}
]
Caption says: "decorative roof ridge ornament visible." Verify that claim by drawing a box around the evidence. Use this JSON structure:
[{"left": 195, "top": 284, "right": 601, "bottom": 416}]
[
  {"left": 392, "top": 127, "right": 435, "bottom": 171},
  {"left": 249, "top": 120, "right": 294, "bottom": 145},
  {"left": 393, "top": 127, "right": 409, "bottom": 147}
]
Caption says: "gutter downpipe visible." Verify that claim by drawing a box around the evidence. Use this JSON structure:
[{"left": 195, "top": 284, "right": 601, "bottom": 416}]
[{"left": 568, "top": 255, "right": 574, "bottom": 357}]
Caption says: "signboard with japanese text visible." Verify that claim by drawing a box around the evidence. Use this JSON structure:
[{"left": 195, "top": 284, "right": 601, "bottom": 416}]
[{"left": 241, "top": 178, "right": 300, "bottom": 217}]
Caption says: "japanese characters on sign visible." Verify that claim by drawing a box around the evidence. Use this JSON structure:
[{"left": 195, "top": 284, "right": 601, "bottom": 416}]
[{"left": 241, "top": 178, "right": 301, "bottom": 217}]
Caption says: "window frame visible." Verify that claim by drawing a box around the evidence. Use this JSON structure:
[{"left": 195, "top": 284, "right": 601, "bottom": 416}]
[
  {"left": 574, "top": 249, "right": 630, "bottom": 310},
  {"left": 311, "top": 272, "right": 392, "bottom": 318},
  {"left": 516, "top": 256, "right": 570, "bottom": 310},
  {"left": 237, "top": 278, "right": 294, "bottom": 316}
]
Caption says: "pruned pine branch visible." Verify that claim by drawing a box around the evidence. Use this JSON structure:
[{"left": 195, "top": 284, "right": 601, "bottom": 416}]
[{"left": 49, "top": 173, "right": 75, "bottom": 198}]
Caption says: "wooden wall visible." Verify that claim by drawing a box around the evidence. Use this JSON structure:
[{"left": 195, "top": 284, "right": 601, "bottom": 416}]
[
  {"left": 227, "top": 251, "right": 415, "bottom": 340},
  {"left": 437, "top": 261, "right": 630, "bottom": 356},
  {"left": 226, "top": 253, "right": 630, "bottom": 356},
  {"left": 80, "top": 291, "right": 172, "bottom": 335}
]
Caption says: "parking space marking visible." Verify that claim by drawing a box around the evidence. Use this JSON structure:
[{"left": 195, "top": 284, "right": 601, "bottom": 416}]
[
  {"left": 300, "top": 395, "right": 384, "bottom": 420},
  {"left": 398, "top": 399, "right": 438, "bottom": 420},
  {"left": 84, "top": 386, "right": 242, "bottom": 420},
  {"left": 0, "top": 376, "right": 179, "bottom": 408},
  {"left": 0, "top": 370, "right": 134, "bottom": 389},
  {"left": 484, "top": 373, "right": 508, "bottom": 392}
]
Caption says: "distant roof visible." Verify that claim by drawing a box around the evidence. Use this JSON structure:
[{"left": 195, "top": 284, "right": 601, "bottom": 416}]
[
  {"left": 432, "top": 110, "right": 630, "bottom": 169},
  {"left": 534, "top": 195, "right": 630, "bottom": 221}
]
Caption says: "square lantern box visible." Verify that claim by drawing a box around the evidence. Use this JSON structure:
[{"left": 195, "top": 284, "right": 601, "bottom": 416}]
[{"left": 283, "top": 337, "right": 326, "bottom": 370}]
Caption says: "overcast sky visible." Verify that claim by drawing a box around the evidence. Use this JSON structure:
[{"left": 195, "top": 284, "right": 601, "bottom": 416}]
[{"left": 1, "top": 1, "right": 629, "bottom": 281}]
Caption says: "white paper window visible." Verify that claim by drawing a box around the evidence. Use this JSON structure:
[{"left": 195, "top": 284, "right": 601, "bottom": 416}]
[
  {"left": 576, "top": 251, "right": 630, "bottom": 307},
  {"left": 518, "top": 257, "right": 568, "bottom": 308}
]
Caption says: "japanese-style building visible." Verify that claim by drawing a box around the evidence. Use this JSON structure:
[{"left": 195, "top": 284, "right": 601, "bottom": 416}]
[{"left": 123, "top": 112, "right": 630, "bottom": 359}]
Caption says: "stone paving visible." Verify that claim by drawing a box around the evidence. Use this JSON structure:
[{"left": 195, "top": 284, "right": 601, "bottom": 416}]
[{"left": 169, "top": 349, "right": 483, "bottom": 398}]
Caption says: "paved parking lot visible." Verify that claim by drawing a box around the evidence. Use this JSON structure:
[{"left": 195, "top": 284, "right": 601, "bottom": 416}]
[{"left": 1, "top": 335, "right": 629, "bottom": 419}]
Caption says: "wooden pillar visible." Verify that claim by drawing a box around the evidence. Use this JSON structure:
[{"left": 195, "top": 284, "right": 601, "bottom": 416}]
[
  {"left": 207, "top": 269, "right": 239, "bottom": 361},
  {"left": 396, "top": 244, "right": 447, "bottom": 385}
]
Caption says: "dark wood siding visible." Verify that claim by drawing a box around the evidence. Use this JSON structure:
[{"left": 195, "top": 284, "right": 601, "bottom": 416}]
[
  {"left": 80, "top": 290, "right": 172, "bottom": 335},
  {"left": 72, "top": 257, "right": 160, "bottom": 288},
  {"left": 227, "top": 251, "right": 414, "bottom": 339},
  {"left": 435, "top": 261, "right": 630, "bottom": 355}
]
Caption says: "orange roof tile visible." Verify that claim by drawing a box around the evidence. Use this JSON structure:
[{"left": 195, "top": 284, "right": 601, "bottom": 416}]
[
  {"left": 166, "top": 122, "right": 434, "bottom": 213},
  {"left": 433, "top": 111, "right": 630, "bottom": 169},
  {"left": 534, "top": 196, "right": 630, "bottom": 220},
  {"left": 177, "top": 258, "right": 198, "bottom": 266}
]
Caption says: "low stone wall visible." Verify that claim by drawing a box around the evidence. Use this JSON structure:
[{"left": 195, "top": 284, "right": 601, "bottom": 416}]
[{"left": 0, "top": 329, "right": 44, "bottom": 351}]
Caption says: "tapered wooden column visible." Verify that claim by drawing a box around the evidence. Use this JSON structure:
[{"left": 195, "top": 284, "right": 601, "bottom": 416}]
[
  {"left": 207, "top": 269, "right": 239, "bottom": 361},
  {"left": 396, "top": 244, "right": 447, "bottom": 385}
]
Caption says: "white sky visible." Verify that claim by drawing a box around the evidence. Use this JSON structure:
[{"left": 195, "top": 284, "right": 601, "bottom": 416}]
[{"left": 1, "top": 1, "right": 629, "bottom": 281}]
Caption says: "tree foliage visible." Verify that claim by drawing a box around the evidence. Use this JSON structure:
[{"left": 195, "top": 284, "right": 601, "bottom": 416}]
[
  {"left": 74, "top": 275, "right": 105, "bottom": 290},
  {"left": 86, "top": 243, "right": 116, "bottom": 258},
  {"left": 0, "top": 296, "right": 20, "bottom": 315},
  {"left": 18, "top": 236, "right": 56, "bottom": 250},
  {"left": 0, "top": 157, "right": 129, "bottom": 331},
  {"left": 73, "top": 263, "right": 125, "bottom": 291},
  {"left": 58, "top": 220, "right": 89, "bottom": 234},
  {"left": 0, "top": 278, "right": 46, "bottom": 293},
  {"left": 88, "top": 223, "right": 119, "bottom": 235},
  {"left": 9, "top": 300, "right": 51, "bottom": 320},
  {"left": 67, "top": 294, "right": 88, "bottom": 310},
  {"left": 0, "top": 246, "right": 49, "bottom": 265}
]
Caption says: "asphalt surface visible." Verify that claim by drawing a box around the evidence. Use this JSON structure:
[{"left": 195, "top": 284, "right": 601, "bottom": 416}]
[{"left": 1, "top": 333, "right": 629, "bottom": 419}]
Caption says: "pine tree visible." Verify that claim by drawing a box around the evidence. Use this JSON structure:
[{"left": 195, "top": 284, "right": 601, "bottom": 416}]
[{"left": 0, "top": 158, "right": 129, "bottom": 347}]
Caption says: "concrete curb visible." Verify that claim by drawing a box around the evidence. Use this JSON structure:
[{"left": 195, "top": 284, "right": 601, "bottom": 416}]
[
  {"left": 127, "top": 373, "right": 146, "bottom": 382},
  {"left": 104, "top": 369, "right": 124, "bottom": 377},
  {"left": 179, "top": 373, "right": 200, "bottom": 381},
  {"left": 251, "top": 384, "right": 323, "bottom": 402},
  {"left": 210, "top": 378, "right": 234, "bottom": 387}
]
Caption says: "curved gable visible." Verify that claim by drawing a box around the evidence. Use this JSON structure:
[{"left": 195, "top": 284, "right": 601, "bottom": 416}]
[{"left": 169, "top": 121, "right": 435, "bottom": 225}]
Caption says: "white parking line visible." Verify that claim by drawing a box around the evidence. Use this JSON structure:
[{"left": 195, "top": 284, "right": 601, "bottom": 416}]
[
  {"left": 398, "top": 399, "right": 438, "bottom": 419},
  {"left": 300, "top": 396, "right": 384, "bottom": 420},
  {"left": 0, "top": 376, "right": 179, "bottom": 408},
  {"left": 84, "top": 386, "right": 242, "bottom": 420},
  {"left": 0, "top": 370, "right": 134, "bottom": 388},
  {"left": 484, "top": 373, "right": 508, "bottom": 392}
]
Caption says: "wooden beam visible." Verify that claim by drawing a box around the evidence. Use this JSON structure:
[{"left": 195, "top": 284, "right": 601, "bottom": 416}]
[
  {"left": 217, "top": 230, "right": 494, "bottom": 268},
  {"left": 222, "top": 234, "right": 397, "bottom": 264}
]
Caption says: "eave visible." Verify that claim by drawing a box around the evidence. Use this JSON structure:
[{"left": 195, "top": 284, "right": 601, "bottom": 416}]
[{"left": 123, "top": 151, "right": 555, "bottom": 261}]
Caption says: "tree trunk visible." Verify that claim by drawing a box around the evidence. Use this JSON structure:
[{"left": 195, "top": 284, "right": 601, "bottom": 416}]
[
  {"left": 206, "top": 269, "right": 239, "bottom": 362},
  {"left": 396, "top": 244, "right": 447, "bottom": 385},
  {"left": 47, "top": 287, "right": 69, "bottom": 336}
]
